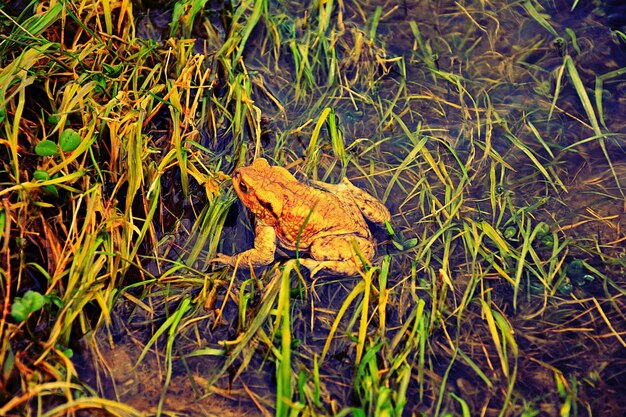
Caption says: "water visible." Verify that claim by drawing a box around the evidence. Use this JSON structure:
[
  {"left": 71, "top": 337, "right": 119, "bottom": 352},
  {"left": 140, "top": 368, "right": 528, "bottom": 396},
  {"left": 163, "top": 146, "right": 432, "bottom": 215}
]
[{"left": 82, "top": 0, "right": 626, "bottom": 415}]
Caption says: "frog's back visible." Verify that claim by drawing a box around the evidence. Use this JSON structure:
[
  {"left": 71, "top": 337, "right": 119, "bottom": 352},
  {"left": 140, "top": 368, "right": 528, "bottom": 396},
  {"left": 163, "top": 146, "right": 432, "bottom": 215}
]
[{"left": 275, "top": 185, "right": 371, "bottom": 250}]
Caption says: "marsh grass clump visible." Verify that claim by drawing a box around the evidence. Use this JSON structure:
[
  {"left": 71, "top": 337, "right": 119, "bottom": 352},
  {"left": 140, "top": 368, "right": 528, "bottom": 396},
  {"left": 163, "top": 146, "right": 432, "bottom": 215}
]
[{"left": 1, "top": 0, "right": 625, "bottom": 416}]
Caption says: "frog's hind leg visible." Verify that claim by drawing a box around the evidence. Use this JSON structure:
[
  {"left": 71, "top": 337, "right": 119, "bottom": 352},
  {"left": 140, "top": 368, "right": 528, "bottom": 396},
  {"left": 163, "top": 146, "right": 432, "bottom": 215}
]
[
  {"left": 310, "top": 178, "right": 390, "bottom": 224},
  {"left": 299, "top": 235, "right": 374, "bottom": 277},
  {"left": 339, "top": 178, "right": 391, "bottom": 224}
]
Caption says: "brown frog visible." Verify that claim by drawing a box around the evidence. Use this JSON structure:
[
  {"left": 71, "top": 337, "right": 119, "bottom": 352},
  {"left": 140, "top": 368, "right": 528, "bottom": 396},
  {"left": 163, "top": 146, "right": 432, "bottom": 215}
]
[{"left": 213, "top": 158, "right": 391, "bottom": 276}]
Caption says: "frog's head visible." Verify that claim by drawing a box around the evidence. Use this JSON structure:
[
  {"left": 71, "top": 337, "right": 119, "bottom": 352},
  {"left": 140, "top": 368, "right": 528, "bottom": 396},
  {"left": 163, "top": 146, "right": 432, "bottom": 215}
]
[{"left": 232, "top": 158, "right": 293, "bottom": 224}]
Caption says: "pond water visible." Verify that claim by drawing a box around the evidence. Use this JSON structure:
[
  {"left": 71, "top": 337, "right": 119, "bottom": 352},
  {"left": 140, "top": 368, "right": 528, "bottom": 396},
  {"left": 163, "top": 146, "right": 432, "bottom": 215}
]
[
  {"left": 3, "top": 0, "right": 625, "bottom": 416},
  {"left": 79, "top": 1, "right": 626, "bottom": 416}
]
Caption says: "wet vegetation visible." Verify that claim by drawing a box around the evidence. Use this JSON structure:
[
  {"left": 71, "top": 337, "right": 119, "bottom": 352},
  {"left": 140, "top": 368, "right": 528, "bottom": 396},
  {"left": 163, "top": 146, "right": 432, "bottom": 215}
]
[{"left": 1, "top": 0, "right": 625, "bottom": 416}]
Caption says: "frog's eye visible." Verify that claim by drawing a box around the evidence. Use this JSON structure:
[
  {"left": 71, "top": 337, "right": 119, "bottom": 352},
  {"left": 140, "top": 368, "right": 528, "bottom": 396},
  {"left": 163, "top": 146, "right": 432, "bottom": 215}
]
[{"left": 239, "top": 180, "right": 249, "bottom": 193}]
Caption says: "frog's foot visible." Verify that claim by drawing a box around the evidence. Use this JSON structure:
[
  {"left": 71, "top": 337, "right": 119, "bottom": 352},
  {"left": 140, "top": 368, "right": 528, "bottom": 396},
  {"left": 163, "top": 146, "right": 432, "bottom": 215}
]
[
  {"left": 303, "top": 235, "right": 375, "bottom": 277},
  {"left": 210, "top": 253, "right": 238, "bottom": 267},
  {"left": 298, "top": 258, "right": 362, "bottom": 277},
  {"left": 211, "top": 222, "right": 277, "bottom": 269}
]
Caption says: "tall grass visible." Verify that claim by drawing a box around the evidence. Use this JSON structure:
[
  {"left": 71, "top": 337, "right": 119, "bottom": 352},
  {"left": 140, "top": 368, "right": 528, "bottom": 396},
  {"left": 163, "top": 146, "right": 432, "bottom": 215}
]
[{"left": 1, "top": 0, "right": 625, "bottom": 416}]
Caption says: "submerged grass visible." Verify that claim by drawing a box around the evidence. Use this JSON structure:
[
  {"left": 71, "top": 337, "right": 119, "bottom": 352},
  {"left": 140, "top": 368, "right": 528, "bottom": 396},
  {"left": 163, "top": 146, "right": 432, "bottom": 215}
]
[{"left": 1, "top": 0, "right": 625, "bottom": 416}]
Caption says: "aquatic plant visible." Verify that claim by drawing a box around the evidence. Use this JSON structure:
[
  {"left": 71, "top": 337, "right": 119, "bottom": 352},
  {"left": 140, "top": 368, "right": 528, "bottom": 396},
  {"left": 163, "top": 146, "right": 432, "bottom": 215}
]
[{"left": 1, "top": 0, "right": 624, "bottom": 416}]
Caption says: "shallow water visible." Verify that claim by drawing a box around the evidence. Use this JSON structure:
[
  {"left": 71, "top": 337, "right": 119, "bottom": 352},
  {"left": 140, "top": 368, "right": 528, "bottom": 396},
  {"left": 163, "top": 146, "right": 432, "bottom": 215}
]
[{"left": 78, "top": 0, "right": 626, "bottom": 415}]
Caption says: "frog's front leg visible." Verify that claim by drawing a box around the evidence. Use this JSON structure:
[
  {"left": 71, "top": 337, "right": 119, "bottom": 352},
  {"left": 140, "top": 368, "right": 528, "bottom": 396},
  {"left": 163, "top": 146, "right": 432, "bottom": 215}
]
[
  {"left": 213, "top": 222, "right": 277, "bottom": 268},
  {"left": 298, "top": 235, "right": 375, "bottom": 276}
]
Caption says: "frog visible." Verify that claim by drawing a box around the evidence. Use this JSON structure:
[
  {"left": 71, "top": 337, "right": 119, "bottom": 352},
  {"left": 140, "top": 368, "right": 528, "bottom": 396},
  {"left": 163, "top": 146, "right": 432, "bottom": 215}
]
[{"left": 212, "top": 158, "right": 391, "bottom": 276}]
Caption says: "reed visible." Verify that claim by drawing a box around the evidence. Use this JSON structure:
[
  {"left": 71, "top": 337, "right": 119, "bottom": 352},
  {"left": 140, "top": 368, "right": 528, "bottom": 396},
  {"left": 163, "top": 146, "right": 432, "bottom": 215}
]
[{"left": 1, "top": 0, "right": 624, "bottom": 416}]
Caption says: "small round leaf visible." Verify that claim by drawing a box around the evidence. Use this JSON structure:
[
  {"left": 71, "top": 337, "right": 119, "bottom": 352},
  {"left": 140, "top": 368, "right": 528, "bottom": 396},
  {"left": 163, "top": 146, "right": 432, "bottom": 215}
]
[
  {"left": 10, "top": 303, "right": 29, "bottom": 322},
  {"left": 23, "top": 290, "right": 45, "bottom": 311},
  {"left": 403, "top": 238, "right": 419, "bottom": 249},
  {"left": 503, "top": 226, "right": 517, "bottom": 239},
  {"left": 10, "top": 291, "right": 45, "bottom": 322},
  {"left": 43, "top": 185, "right": 59, "bottom": 197},
  {"left": 59, "top": 129, "right": 81, "bottom": 152},
  {"left": 35, "top": 140, "right": 58, "bottom": 156},
  {"left": 33, "top": 170, "right": 50, "bottom": 181}
]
